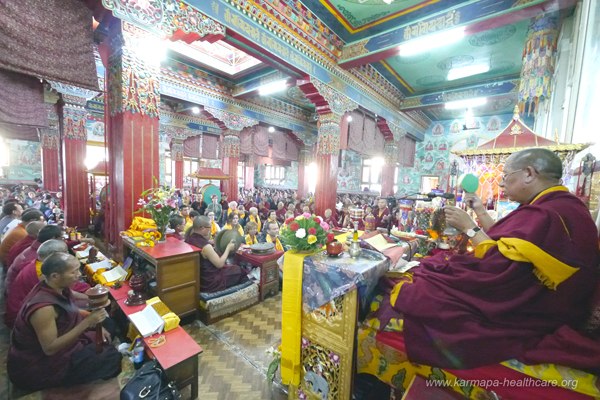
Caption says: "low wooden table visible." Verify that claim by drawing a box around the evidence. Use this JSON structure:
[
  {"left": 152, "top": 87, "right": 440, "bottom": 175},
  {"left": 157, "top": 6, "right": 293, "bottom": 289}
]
[
  {"left": 235, "top": 250, "right": 283, "bottom": 301},
  {"left": 110, "top": 284, "right": 203, "bottom": 399}
]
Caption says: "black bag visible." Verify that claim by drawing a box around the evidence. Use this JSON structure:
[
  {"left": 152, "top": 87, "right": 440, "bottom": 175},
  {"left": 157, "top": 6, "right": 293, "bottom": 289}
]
[{"left": 120, "top": 360, "right": 182, "bottom": 400}]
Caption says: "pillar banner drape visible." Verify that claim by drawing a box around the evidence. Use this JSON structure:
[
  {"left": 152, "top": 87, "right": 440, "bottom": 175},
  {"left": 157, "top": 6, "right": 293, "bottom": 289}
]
[
  {"left": 40, "top": 129, "right": 61, "bottom": 191},
  {"left": 315, "top": 113, "right": 340, "bottom": 216}
]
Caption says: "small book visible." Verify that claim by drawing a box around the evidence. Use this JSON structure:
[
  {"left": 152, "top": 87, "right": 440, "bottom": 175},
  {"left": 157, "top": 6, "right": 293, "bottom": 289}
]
[
  {"left": 101, "top": 266, "right": 128, "bottom": 283},
  {"left": 364, "top": 233, "right": 398, "bottom": 252},
  {"left": 88, "top": 259, "right": 112, "bottom": 272},
  {"left": 128, "top": 305, "right": 165, "bottom": 337}
]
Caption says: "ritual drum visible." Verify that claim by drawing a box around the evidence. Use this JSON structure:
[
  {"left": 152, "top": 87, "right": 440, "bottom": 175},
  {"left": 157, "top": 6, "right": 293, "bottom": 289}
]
[
  {"left": 199, "top": 184, "right": 221, "bottom": 206},
  {"left": 349, "top": 207, "right": 364, "bottom": 221}
]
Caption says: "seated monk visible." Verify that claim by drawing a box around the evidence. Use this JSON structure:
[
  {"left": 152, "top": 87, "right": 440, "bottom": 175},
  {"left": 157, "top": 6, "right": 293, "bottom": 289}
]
[
  {"left": 323, "top": 208, "right": 339, "bottom": 229},
  {"left": 5, "top": 220, "right": 46, "bottom": 270},
  {"left": 185, "top": 216, "right": 248, "bottom": 293},
  {"left": 8, "top": 253, "right": 122, "bottom": 391},
  {"left": 168, "top": 214, "right": 185, "bottom": 241},
  {"left": 6, "top": 239, "right": 90, "bottom": 328},
  {"left": 372, "top": 148, "right": 600, "bottom": 369},
  {"left": 6, "top": 225, "right": 63, "bottom": 295}
]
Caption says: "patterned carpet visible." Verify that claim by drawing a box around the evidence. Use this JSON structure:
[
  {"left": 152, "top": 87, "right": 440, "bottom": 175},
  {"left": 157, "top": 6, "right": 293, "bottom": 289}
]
[{"left": 0, "top": 267, "right": 287, "bottom": 400}]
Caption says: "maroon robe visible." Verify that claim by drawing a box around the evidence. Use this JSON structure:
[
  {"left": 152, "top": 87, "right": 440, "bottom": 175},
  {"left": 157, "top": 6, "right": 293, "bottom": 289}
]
[
  {"left": 5, "top": 235, "right": 35, "bottom": 270},
  {"left": 374, "top": 207, "right": 390, "bottom": 228},
  {"left": 376, "top": 188, "right": 600, "bottom": 369},
  {"left": 8, "top": 282, "right": 94, "bottom": 390},
  {"left": 275, "top": 208, "right": 287, "bottom": 223},
  {"left": 6, "top": 240, "right": 41, "bottom": 294},
  {"left": 185, "top": 233, "right": 248, "bottom": 293}
]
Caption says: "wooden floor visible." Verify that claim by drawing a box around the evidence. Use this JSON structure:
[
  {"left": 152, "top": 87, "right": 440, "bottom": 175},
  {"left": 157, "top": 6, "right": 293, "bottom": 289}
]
[{"left": 0, "top": 268, "right": 288, "bottom": 400}]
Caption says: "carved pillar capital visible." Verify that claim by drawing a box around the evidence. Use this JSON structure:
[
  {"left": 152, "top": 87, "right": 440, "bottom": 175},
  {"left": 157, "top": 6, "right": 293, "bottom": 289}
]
[
  {"left": 312, "top": 80, "right": 358, "bottom": 115},
  {"left": 106, "top": 22, "right": 161, "bottom": 118},
  {"left": 222, "top": 131, "right": 241, "bottom": 158},
  {"left": 384, "top": 141, "right": 399, "bottom": 165},
  {"left": 317, "top": 113, "right": 341, "bottom": 156},
  {"left": 204, "top": 106, "right": 258, "bottom": 130},
  {"left": 171, "top": 139, "right": 184, "bottom": 162}
]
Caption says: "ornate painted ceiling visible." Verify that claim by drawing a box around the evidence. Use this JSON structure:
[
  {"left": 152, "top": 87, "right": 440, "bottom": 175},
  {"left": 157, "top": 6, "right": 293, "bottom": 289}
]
[{"left": 94, "top": 0, "right": 578, "bottom": 143}]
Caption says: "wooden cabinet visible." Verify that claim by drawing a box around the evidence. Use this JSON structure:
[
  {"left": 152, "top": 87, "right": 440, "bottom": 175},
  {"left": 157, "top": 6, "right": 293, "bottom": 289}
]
[
  {"left": 123, "top": 237, "right": 200, "bottom": 318},
  {"left": 235, "top": 250, "right": 283, "bottom": 301}
]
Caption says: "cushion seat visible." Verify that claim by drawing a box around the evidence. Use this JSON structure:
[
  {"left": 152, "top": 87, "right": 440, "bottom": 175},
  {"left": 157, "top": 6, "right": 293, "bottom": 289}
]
[{"left": 198, "top": 281, "right": 259, "bottom": 324}]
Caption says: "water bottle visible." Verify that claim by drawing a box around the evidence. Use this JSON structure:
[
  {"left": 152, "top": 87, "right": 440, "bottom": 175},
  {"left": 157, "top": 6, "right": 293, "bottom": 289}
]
[{"left": 132, "top": 338, "right": 145, "bottom": 369}]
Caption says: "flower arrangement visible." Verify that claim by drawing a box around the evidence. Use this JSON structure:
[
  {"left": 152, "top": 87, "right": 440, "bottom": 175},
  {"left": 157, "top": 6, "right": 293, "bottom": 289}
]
[
  {"left": 136, "top": 182, "right": 179, "bottom": 237},
  {"left": 280, "top": 213, "right": 330, "bottom": 252}
]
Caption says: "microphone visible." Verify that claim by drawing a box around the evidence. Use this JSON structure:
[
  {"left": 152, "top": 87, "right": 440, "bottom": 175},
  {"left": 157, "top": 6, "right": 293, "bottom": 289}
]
[{"left": 425, "top": 192, "right": 455, "bottom": 200}]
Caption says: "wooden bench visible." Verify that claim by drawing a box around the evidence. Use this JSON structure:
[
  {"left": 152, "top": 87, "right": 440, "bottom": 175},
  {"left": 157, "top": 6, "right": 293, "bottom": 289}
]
[{"left": 110, "top": 283, "right": 203, "bottom": 399}]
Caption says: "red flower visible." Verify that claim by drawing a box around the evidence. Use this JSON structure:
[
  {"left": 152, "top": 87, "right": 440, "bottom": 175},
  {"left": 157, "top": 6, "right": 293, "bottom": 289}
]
[
  {"left": 289, "top": 222, "right": 300, "bottom": 232},
  {"left": 155, "top": 203, "right": 163, "bottom": 210},
  {"left": 327, "top": 233, "right": 335, "bottom": 243},
  {"left": 313, "top": 217, "right": 320, "bottom": 223},
  {"left": 285, "top": 217, "right": 294, "bottom": 224},
  {"left": 308, "top": 227, "right": 317, "bottom": 235},
  {"left": 415, "top": 229, "right": 425, "bottom": 235}
]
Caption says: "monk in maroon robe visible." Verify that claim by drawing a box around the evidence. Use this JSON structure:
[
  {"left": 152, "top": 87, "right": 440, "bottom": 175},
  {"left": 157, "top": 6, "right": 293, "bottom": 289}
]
[
  {"left": 8, "top": 253, "right": 121, "bottom": 391},
  {"left": 185, "top": 216, "right": 248, "bottom": 293},
  {"left": 374, "top": 148, "right": 600, "bottom": 370}
]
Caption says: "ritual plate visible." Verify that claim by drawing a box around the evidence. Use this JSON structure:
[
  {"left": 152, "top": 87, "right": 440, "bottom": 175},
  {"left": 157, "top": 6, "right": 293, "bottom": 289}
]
[{"left": 249, "top": 242, "right": 275, "bottom": 254}]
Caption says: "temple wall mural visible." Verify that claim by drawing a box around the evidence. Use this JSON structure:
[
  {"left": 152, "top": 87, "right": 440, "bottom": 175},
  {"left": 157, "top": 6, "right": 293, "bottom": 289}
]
[
  {"left": 0, "top": 139, "right": 42, "bottom": 183},
  {"left": 397, "top": 113, "right": 535, "bottom": 196}
]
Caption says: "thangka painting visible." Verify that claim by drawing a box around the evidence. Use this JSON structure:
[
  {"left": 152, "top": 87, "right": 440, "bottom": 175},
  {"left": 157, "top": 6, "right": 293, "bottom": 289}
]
[{"left": 1, "top": 139, "right": 42, "bottom": 182}]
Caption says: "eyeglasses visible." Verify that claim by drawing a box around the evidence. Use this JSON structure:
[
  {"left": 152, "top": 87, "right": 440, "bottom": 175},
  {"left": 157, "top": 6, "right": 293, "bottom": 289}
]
[{"left": 500, "top": 169, "right": 523, "bottom": 181}]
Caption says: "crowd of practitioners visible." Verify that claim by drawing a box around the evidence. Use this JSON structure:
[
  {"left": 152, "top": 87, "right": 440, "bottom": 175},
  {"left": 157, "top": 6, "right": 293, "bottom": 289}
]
[
  {"left": 0, "top": 191, "right": 122, "bottom": 392},
  {"left": 169, "top": 187, "right": 401, "bottom": 243}
]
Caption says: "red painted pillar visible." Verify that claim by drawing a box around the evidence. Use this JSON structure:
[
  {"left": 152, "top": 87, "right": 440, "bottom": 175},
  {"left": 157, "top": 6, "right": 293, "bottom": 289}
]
[
  {"left": 381, "top": 141, "right": 398, "bottom": 197},
  {"left": 314, "top": 113, "right": 340, "bottom": 216},
  {"left": 171, "top": 139, "right": 184, "bottom": 189},
  {"left": 104, "top": 22, "right": 160, "bottom": 244},
  {"left": 244, "top": 155, "right": 254, "bottom": 190},
  {"left": 59, "top": 99, "right": 89, "bottom": 229},
  {"left": 221, "top": 131, "right": 240, "bottom": 201},
  {"left": 297, "top": 147, "right": 311, "bottom": 199},
  {"left": 40, "top": 129, "right": 61, "bottom": 192}
]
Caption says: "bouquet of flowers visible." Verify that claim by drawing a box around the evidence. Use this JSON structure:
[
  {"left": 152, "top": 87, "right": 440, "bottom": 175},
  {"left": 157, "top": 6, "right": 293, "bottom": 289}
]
[
  {"left": 280, "top": 213, "right": 330, "bottom": 252},
  {"left": 136, "top": 183, "right": 180, "bottom": 236}
]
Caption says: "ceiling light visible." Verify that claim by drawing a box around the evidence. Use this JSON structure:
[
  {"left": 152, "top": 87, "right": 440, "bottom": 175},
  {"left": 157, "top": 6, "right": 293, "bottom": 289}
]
[
  {"left": 383, "top": 0, "right": 394, "bottom": 4},
  {"left": 399, "top": 27, "right": 465, "bottom": 57},
  {"left": 191, "top": 106, "right": 200, "bottom": 114},
  {"left": 268, "top": 126, "right": 275, "bottom": 133},
  {"left": 258, "top": 79, "right": 288, "bottom": 96},
  {"left": 445, "top": 97, "right": 487, "bottom": 110},
  {"left": 447, "top": 64, "right": 490, "bottom": 81},
  {"left": 133, "top": 37, "right": 167, "bottom": 65},
  {"left": 347, "top": 115, "right": 353, "bottom": 122}
]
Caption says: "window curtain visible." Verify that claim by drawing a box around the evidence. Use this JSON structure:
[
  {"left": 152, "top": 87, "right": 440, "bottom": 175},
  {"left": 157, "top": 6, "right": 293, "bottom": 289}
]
[
  {"left": 399, "top": 136, "right": 416, "bottom": 167},
  {"left": 0, "top": 0, "right": 99, "bottom": 91},
  {"left": 286, "top": 137, "right": 299, "bottom": 161},
  {"left": 240, "top": 127, "right": 253, "bottom": 155},
  {"left": 252, "top": 126, "right": 269, "bottom": 156},
  {"left": 0, "top": 69, "right": 47, "bottom": 141},
  {"left": 202, "top": 134, "right": 219, "bottom": 159},
  {"left": 347, "top": 111, "right": 364, "bottom": 152},
  {"left": 183, "top": 135, "right": 201, "bottom": 158}
]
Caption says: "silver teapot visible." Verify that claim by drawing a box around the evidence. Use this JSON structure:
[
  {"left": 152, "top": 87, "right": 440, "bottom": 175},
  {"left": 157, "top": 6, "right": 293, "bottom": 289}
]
[{"left": 348, "top": 240, "right": 362, "bottom": 258}]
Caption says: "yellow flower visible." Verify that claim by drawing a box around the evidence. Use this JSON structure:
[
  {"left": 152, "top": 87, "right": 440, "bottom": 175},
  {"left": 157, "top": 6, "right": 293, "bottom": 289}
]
[{"left": 307, "top": 234, "right": 317, "bottom": 244}]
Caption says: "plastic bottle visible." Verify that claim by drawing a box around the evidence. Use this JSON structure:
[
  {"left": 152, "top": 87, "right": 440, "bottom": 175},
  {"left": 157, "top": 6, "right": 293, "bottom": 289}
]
[{"left": 132, "top": 338, "right": 145, "bottom": 369}]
